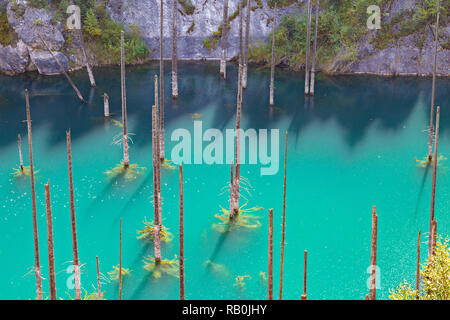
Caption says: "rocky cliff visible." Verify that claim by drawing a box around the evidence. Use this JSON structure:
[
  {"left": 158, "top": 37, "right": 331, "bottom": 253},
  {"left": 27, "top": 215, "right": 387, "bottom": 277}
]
[{"left": 0, "top": 0, "right": 448, "bottom": 76}]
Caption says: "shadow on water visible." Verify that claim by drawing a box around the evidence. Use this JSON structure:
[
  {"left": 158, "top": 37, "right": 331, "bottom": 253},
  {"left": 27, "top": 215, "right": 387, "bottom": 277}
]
[
  {"left": 208, "top": 222, "right": 232, "bottom": 264},
  {"left": 1, "top": 62, "right": 449, "bottom": 151},
  {"left": 414, "top": 163, "right": 431, "bottom": 219}
]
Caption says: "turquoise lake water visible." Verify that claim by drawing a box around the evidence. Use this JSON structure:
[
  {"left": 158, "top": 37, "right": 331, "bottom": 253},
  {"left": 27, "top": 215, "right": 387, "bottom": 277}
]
[{"left": 0, "top": 62, "right": 449, "bottom": 300}]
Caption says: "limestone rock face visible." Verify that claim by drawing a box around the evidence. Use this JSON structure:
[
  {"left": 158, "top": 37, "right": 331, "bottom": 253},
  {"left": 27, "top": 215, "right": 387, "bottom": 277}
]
[
  {"left": 0, "top": 40, "right": 29, "bottom": 75},
  {"left": 6, "top": 1, "right": 65, "bottom": 51},
  {"left": 29, "top": 49, "right": 69, "bottom": 75},
  {"left": 106, "top": 0, "right": 298, "bottom": 59}
]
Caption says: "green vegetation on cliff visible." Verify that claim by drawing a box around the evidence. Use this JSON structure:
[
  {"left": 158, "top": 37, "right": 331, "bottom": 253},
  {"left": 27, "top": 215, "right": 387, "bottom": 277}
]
[{"left": 0, "top": 9, "right": 17, "bottom": 46}]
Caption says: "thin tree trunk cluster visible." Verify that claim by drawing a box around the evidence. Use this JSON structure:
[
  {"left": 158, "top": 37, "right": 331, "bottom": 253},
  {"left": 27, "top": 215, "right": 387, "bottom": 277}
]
[{"left": 305, "top": 0, "right": 319, "bottom": 96}]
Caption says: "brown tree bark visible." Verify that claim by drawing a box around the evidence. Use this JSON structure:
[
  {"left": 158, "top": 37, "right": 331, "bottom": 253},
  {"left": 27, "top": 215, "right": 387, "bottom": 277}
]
[
  {"left": 268, "top": 208, "right": 273, "bottom": 300},
  {"left": 119, "top": 218, "right": 122, "bottom": 300},
  {"left": 304, "top": 0, "right": 312, "bottom": 95},
  {"left": 179, "top": 165, "right": 185, "bottom": 300},
  {"left": 301, "top": 250, "right": 307, "bottom": 300},
  {"left": 428, "top": 0, "right": 440, "bottom": 160},
  {"left": 67, "top": 130, "right": 81, "bottom": 300},
  {"left": 369, "top": 206, "right": 378, "bottom": 300},
  {"left": 172, "top": 0, "right": 179, "bottom": 99},
  {"left": 279, "top": 132, "right": 288, "bottom": 300},
  {"left": 25, "top": 90, "right": 43, "bottom": 300},
  {"left": 429, "top": 106, "right": 440, "bottom": 256},
  {"left": 96, "top": 256, "right": 101, "bottom": 299},
  {"left": 269, "top": 4, "right": 276, "bottom": 106},
  {"left": 310, "top": 0, "right": 319, "bottom": 96},
  {"left": 220, "top": 0, "right": 229, "bottom": 78},
  {"left": 416, "top": 230, "right": 421, "bottom": 300},
  {"left": 120, "top": 31, "right": 130, "bottom": 168},
  {"left": 45, "top": 182, "right": 56, "bottom": 300}
]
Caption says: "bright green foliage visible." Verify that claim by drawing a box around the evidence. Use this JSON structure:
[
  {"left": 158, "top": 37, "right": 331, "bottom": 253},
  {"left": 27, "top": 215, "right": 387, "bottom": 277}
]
[
  {"left": 0, "top": 9, "right": 17, "bottom": 46},
  {"left": 84, "top": 8, "right": 101, "bottom": 37},
  {"left": 178, "top": 0, "right": 196, "bottom": 15},
  {"left": 389, "top": 236, "right": 450, "bottom": 300}
]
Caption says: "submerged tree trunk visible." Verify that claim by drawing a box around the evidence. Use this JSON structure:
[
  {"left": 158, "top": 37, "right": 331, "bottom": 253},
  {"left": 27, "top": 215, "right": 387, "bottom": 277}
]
[
  {"left": 279, "top": 132, "right": 288, "bottom": 300},
  {"left": 103, "top": 93, "right": 110, "bottom": 118},
  {"left": 18, "top": 133, "right": 24, "bottom": 171},
  {"left": 310, "top": 0, "right": 319, "bottom": 96},
  {"left": 179, "top": 165, "right": 185, "bottom": 300},
  {"left": 268, "top": 208, "right": 273, "bottom": 300},
  {"left": 220, "top": 0, "right": 229, "bottom": 78},
  {"left": 25, "top": 90, "right": 43, "bottom": 300},
  {"left": 369, "top": 206, "right": 378, "bottom": 300},
  {"left": 429, "top": 106, "right": 440, "bottom": 256},
  {"left": 67, "top": 130, "right": 81, "bottom": 300},
  {"left": 269, "top": 4, "right": 276, "bottom": 106},
  {"left": 160, "top": 0, "right": 166, "bottom": 160},
  {"left": 301, "top": 250, "right": 307, "bottom": 300},
  {"left": 152, "top": 105, "right": 162, "bottom": 263},
  {"left": 428, "top": 0, "right": 440, "bottom": 160},
  {"left": 231, "top": 64, "right": 243, "bottom": 219},
  {"left": 172, "top": 0, "right": 178, "bottom": 99},
  {"left": 120, "top": 31, "right": 130, "bottom": 168},
  {"left": 44, "top": 182, "right": 57, "bottom": 300},
  {"left": 78, "top": 30, "right": 96, "bottom": 87},
  {"left": 243, "top": 0, "right": 251, "bottom": 89},
  {"left": 154, "top": 76, "right": 162, "bottom": 224},
  {"left": 304, "top": 0, "right": 312, "bottom": 95}
]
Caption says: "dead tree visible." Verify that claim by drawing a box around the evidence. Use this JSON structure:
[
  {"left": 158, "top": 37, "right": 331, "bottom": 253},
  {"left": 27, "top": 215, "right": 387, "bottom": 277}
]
[
  {"left": 429, "top": 106, "right": 440, "bottom": 256},
  {"left": 428, "top": 0, "right": 440, "bottom": 160},
  {"left": 18, "top": 133, "right": 24, "bottom": 171},
  {"left": 67, "top": 130, "right": 81, "bottom": 300},
  {"left": 310, "top": 0, "right": 319, "bottom": 96},
  {"left": 152, "top": 105, "right": 162, "bottom": 262},
  {"left": 172, "top": 0, "right": 179, "bottom": 99},
  {"left": 279, "top": 132, "right": 288, "bottom": 300},
  {"left": 268, "top": 208, "right": 273, "bottom": 300},
  {"left": 25, "top": 89, "right": 43, "bottom": 300},
  {"left": 45, "top": 182, "right": 57, "bottom": 300},
  {"left": 160, "top": 0, "right": 166, "bottom": 160},
  {"left": 269, "top": 4, "right": 276, "bottom": 106},
  {"left": 179, "top": 165, "right": 185, "bottom": 300},
  {"left": 120, "top": 31, "right": 130, "bottom": 168},
  {"left": 301, "top": 250, "right": 307, "bottom": 300},
  {"left": 220, "top": 0, "right": 229, "bottom": 78},
  {"left": 243, "top": 0, "right": 251, "bottom": 89},
  {"left": 369, "top": 206, "right": 378, "bottom": 300}
]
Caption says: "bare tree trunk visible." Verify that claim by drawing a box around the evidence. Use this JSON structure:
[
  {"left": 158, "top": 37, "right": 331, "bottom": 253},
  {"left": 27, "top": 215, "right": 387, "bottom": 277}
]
[
  {"left": 429, "top": 106, "right": 440, "bottom": 257},
  {"left": 279, "top": 132, "right": 288, "bottom": 300},
  {"left": 121, "top": 31, "right": 130, "bottom": 168},
  {"left": 268, "top": 208, "right": 273, "bottom": 300},
  {"left": 45, "top": 182, "right": 56, "bottom": 300},
  {"left": 78, "top": 29, "right": 96, "bottom": 87},
  {"left": 229, "top": 162, "right": 235, "bottom": 215},
  {"left": 119, "top": 218, "right": 122, "bottom": 300},
  {"left": 243, "top": 0, "right": 251, "bottom": 89},
  {"left": 269, "top": 4, "right": 276, "bottom": 106},
  {"left": 172, "top": 0, "right": 178, "bottom": 99},
  {"left": 39, "top": 36, "right": 85, "bottom": 102},
  {"left": 18, "top": 133, "right": 24, "bottom": 171},
  {"left": 428, "top": 0, "right": 440, "bottom": 160},
  {"left": 310, "top": 0, "right": 319, "bottom": 96},
  {"left": 25, "top": 90, "right": 42, "bottom": 300},
  {"left": 220, "top": 0, "right": 229, "bottom": 78},
  {"left": 179, "top": 165, "right": 185, "bottom": 300},
  {"left": 416, "top": 230, "right": 421, "bottom": 300},
  {"left": 160, "top": 0, "right": 166, "bottom": 160},
  {"left": 152, "top": 105, "right": 162, "bottom": 263},
  {"left": 304, "top": 0, "right": 312, "bottom": 95},
  {"left": 96, "top": 256, "right": 101, "bottom": 299},
  {"left": 369, "top": 206, "right": 378, "bottom": 300},
  {"left": 67, "top": 130, "right": 81, "bottom": 300},
  {"left": 154, "top": 75, "right": 162, "bottom": 224},
  {"left": 104, "top": 93, "right": 110, "bottom": 118},
  {"left": 301, "top": 250, "right": 307, "bottom": 300},
  {"left": 431, "top": 219, "right": 437, "bottom": 256}
]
